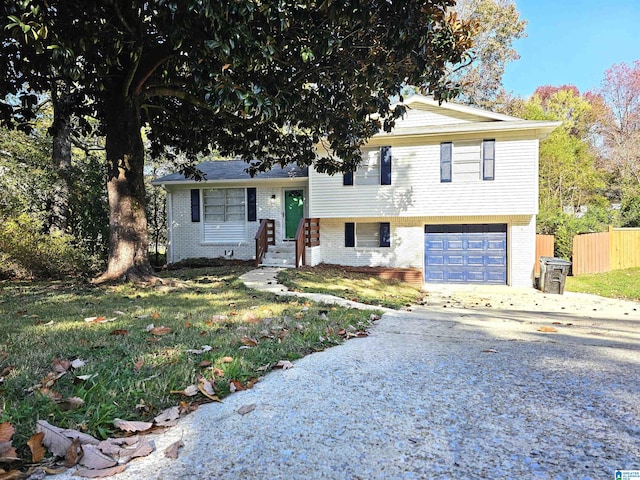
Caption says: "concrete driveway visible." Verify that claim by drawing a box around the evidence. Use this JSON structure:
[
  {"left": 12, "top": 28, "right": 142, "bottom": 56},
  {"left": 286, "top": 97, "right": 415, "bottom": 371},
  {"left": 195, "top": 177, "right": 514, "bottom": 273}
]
[{"left": 55, "top": 279, "right": 640, "bottom": 479}]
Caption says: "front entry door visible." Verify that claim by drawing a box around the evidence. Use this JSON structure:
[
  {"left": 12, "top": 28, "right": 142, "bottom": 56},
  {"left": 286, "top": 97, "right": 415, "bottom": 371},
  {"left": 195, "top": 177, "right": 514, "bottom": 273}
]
[{"left": 284, "top": 189, "right": 304, "bottom": 239}]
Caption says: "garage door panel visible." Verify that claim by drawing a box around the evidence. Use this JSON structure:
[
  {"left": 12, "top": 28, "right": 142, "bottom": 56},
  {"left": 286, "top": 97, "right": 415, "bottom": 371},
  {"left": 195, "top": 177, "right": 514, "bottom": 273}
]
[{"left": 425, "top": 224, "right": 507, "bottom": 285}]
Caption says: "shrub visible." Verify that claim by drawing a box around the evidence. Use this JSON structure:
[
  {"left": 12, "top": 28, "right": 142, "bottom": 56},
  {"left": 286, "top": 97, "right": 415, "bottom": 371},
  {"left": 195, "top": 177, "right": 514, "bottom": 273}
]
[{"left": 0, "top": 214, "right": 95, "bottom": 279}]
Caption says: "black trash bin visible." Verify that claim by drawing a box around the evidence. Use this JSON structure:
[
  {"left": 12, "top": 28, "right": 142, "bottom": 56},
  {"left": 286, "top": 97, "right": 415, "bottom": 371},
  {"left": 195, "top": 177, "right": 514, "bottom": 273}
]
[{"left": 539, "top": 256, "right": 572, "bottom": 294}]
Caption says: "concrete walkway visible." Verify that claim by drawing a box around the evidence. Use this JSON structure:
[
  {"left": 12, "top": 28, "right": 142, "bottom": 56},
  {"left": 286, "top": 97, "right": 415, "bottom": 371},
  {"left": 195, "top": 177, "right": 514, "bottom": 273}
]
[
  {"left": 239, "top": 267, "right": 395, "bottom": 313},
  {"left": 52, "top": 268, "right": 640, "bottom": 480}
]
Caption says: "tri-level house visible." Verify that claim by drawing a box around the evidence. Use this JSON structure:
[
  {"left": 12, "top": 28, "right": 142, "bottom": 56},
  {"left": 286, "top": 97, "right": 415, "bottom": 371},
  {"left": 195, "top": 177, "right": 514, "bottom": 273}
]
[{"left": 152, "top": 95, "right": 559, "bottom": 287}]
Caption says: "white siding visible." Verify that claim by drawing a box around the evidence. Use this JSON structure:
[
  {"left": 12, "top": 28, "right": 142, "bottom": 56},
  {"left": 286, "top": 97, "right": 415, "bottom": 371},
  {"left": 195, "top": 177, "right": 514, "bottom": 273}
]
[
  {"left": 309, "top": 134, "right": 539, "bottom": 218},
  {"left": 392, "top": 104, "right": 493, "bottom": 129}
]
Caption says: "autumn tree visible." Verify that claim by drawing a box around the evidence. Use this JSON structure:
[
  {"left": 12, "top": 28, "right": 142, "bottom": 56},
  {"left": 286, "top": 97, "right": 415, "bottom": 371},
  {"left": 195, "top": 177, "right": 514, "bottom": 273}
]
[
  {"left": 2, "top": 0, "right": 476, "bottom": 282},
  {"left": 592, "top": 61, "right": 640, "bottom": 188},
  {"left": 453, "top": 0, "right": 526, "bottom": 108}
]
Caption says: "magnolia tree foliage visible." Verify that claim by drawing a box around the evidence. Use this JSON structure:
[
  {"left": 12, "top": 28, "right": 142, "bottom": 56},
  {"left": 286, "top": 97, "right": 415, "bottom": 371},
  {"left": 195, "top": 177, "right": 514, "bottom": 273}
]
[{"left": 2, "top": 0, "right": 476, "bottom": 282}]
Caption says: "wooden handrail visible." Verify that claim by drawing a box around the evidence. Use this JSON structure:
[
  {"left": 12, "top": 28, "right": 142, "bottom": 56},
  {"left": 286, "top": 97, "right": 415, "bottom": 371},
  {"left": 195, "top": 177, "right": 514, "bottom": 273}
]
[
  {"left": 304, "top": 218, "right": 320, "bottom": 247},
  {"left": 295, "top": 218, "right": 320, "bottom": 268},
  {"left": 255, "top": 219, "right": 275, "bottom": 266}
]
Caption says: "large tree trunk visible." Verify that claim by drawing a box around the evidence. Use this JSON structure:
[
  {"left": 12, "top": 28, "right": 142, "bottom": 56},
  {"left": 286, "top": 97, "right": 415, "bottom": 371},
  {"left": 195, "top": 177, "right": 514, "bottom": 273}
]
[
  {"left": 48, "top": 82, "right": 73, "bottom": 234},
  {"left": 94, "top": 94, "right": 156, "bottom": 283}
]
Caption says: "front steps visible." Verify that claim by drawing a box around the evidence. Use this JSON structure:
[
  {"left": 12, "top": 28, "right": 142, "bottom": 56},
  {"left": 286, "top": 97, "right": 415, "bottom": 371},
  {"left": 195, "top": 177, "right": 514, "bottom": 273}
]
[{"left": 260, "top": 244, "right": 296, "bottom": 268}]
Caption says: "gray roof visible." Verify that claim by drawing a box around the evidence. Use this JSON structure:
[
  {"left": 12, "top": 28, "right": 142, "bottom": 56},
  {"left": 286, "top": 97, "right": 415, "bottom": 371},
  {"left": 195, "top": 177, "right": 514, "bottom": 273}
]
[{"left": 153, "top": 160, "right": 308, "bottom": 184}]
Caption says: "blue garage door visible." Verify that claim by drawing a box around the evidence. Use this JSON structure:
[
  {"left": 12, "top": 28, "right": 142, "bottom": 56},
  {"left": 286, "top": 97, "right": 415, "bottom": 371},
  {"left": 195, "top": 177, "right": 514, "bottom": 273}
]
[{"left": 424, "top": 224, "right": 507, "bottom": 284}]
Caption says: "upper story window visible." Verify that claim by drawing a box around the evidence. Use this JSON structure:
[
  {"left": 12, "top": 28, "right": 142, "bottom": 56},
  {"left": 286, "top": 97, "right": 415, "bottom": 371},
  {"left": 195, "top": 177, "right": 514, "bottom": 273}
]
[
  {"left": 343, "top": 146, "right": 392, "bottom": 186},
  {"left": 440, "top": 140, "right": 495, "bottom": 183}
]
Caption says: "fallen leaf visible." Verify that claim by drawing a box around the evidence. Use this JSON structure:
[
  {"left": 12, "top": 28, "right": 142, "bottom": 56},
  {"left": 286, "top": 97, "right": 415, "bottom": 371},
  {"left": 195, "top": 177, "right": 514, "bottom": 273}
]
[
  {"left": 275, "top": 360, "right": 294, "bottom": 370},
  {"left": 57, "top": 396, "right": 85, "bottom": 411},
  {"left": 198, "top": 360, "right": 212, "bottom": 368},
  {"left": 113, "top": 419, "right": 153, "bottom": 433},
  {"left": 110, "top": 329, "right": 128, "bottom": 336},
  {"left": 39, "top": 387, "right": 62, "bottom": 401},
  {"left": 40, "top": 371, "right": 66, "bottom": 388},
  {"left": 241, "top": 311, "right": 260, "bottom": 323},
  {"left": 52, "top": 358, "right": 71, "bottom": 373},
  {"left": 229, "top": 380, "right": 245, "bottom": 392},
  {"left": 78, "top": 444, "right": 117, "bottom": 469},
  {"left": 73, "top": 465, "right": 126, "bottom": 478},
  {"left": 27, "top": 432, "right": 45, "bottom": 463},
  {"left": 538, "top": 326, "right": 558, "bottom": 333},
  {"left": 185, "top": 345, "right": 212, "bottom": 354},
  {"left": 240, "top": 336, "right": 258, "bottom": 347},
  {"left": 164, "top": 440, "right": 184, "bottom": 459},
  {"left": 75, "top": 373, "right": 98, "bottom": 382},
  {"left": 151, "top": 311, "right": 160, "bottom": 320},
  {"left": 482, "top": 349, "right": 498, "bottom": 353},
  {"left": 70, "top": 359, "right": 86, "bottom": 369},
  {"left": 237, "top": 404, "right": 256, "bottom": 415},
  {"left": 133, "top": 359, "right": 144, "bottom": 372},
  {"left": 119, "top": 437, "right": 154, "bottom": 462},
  {"left": 61, "top": 429, "right": 99, "bottom": 446},
  {"left": 154, "top": 406, "right": 180, "bottom": 427},
  {"left": 221, "top": 356, "right": 234, "bottom": 363},
  {"left": 113, "top": 310, "right": 126, "bottom": 316},
  {"left": 170, "top": 385, "right": 199, "bottom": 397},
  {"left": 197, "top": 377, "right": 220, "bottom": 402},
  {"left": 36, "top": 420, "right": 72, "bottom": 457},
  {"left": 149, "top": 326, "right": 172, "bottom": 336},
  {"left": 64, "top": 438, "right": 81, "bottom": 468},
  {"left": 1, "top": 366, "right": 14, "bottom": 377},
  {"left": 0, "top": 423, "right": 14, "bottom": 443},
  {"left": 83, "top": 316, "right": 108, "bottom": 323}
]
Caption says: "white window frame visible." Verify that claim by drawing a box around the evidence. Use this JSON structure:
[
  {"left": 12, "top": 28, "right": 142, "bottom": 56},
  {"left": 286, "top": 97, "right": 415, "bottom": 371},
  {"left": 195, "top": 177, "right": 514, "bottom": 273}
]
[
  {"left": 202, "top": 188, "right": 247, "bottom": 244},
  {"left": 355, "top": 149, "right": 381, "bottom": 185},
  {"left": 355, "top": 222, "right": 380, "bottom": 248}
]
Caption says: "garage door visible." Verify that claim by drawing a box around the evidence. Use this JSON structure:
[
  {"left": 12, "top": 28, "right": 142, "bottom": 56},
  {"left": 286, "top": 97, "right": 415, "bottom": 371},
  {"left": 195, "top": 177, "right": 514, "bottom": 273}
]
[{"left": 424, "top": 224, "right": 507, "bottom": 284}]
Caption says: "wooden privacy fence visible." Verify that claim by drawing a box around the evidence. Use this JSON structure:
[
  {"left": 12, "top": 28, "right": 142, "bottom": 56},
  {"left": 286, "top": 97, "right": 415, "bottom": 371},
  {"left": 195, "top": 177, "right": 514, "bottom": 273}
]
[
  {"left": 572, "top": 232, "right": 609, "bottom": 275},
  {"left": 535, "top": 234, "right": 555, "bottom": 276},
  {"left": 572, "top": 226, "right": 640, "bottom": 275}
]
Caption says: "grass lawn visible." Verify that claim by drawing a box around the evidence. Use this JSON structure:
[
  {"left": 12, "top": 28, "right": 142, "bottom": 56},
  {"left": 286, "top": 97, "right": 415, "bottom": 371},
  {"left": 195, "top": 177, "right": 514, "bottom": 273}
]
[
  {"left": 565, "top": 268, "right": 640, "bottom": 301},
  {"left": 0, "top": 266, "right": 376, "bottom": 455},
  {"left": 278, "top": 265, "right": 423, "bottom": 309}
]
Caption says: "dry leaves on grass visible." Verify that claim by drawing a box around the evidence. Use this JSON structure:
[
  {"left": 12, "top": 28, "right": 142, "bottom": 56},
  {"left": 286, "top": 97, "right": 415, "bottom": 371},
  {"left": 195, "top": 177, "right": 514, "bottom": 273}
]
[
  {"left": 113, "top": 419, "right": 153, "bottom": 433},
  {"left": 0, "top": 422, "right": 19, "bottom": 463}
]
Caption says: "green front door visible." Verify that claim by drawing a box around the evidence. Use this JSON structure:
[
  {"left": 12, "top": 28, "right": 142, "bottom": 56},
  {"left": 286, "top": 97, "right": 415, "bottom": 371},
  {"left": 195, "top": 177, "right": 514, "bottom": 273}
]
[{"left": 284, "top": 189, "right": 304, "bottom": 239}]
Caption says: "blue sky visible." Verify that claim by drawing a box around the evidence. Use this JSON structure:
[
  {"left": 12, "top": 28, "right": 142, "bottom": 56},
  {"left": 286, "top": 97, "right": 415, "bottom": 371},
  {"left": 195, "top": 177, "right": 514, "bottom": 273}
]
[{"left": 501, "top": 0, "right": 640, "bottom": 98}]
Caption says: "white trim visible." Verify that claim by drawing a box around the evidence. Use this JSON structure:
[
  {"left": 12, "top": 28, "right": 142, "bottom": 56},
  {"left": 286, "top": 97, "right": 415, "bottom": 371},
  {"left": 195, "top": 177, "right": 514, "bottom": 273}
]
[
  {"left": 167, "top": 189, "right": 174, "bottom": 264},
  {"left": 372, "top": 119, "right": 562, "bottom": 140}
]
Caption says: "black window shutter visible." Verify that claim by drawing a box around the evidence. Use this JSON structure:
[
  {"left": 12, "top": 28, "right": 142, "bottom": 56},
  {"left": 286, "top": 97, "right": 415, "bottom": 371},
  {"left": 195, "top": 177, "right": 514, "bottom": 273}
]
[
  {"left": 380, "top": 146, "right": 392, "bottom": 185},
  {"left": 345, "top": 222, "right": 355, "bottom": 247},
  {"left": 440, "top": 142, "right": 452, "bottom": 183},
  {"left": 379, "top": 222, "right": 391, "bottom": 247},
  {"left": 483, "top": 139, "right": 495, "bottom": 180},
  {"left": 247, "top": 188, "right": 257, "bottom": 222},
  {"left": 190, "top": 189, "right": 200, "bottom": 222},
  {"left": 343, "top": 171, "right": 353, "bottom": 186}
]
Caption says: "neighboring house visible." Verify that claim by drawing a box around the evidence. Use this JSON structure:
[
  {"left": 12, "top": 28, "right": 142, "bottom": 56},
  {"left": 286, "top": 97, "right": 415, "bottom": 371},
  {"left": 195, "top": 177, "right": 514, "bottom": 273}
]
[{"left": 152, "top": 95, "right": 560, "bottom": 287}]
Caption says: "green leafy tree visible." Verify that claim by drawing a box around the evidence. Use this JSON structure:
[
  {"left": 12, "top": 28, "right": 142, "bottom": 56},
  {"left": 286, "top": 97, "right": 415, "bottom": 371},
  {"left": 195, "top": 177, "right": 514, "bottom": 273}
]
[
  {"left": 513, "top": 87, "right": 605, "bottom": 214},
  {"left": 454, "top": 0, "right": 526, "bottom": 108},
  {"left": 2, "top": 0, "right": 476, "bottom": 282}
]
